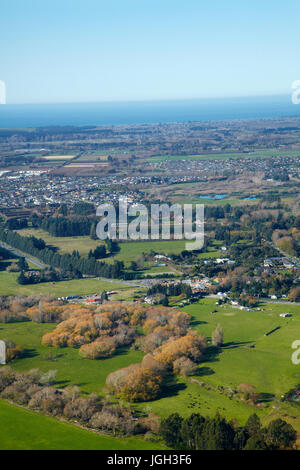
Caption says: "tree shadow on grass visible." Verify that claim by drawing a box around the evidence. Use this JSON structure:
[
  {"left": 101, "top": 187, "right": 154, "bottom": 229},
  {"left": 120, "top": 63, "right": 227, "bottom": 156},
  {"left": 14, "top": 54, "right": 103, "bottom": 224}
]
[
  {"left": 44, "top": 244, "right": 59, "bottom": 253},
  {"left": 194, "top": 366, "right": 215, "bottom": 377},
  {"left": 190, "top": 318, "right": 208, "bottom": 327},
  {"left": 258, "top": 392, "right": 275, "bottom": 403},
  {"left": 0, "top": 261, "right": 13, "bottom": 271},
  {"left": 55, "top": 379, "right": 70, "bottom": 387},
  {"left": 22, "top": 348, "right": 38, "bottom": 359},
  {"left": 203, "top": 345, "right": 221, "bottom": 364},
  {"left": 108, "top": 347, "right": 129, "bottom": 358},
  {"left": 222, "top": 341, "right": 253, "bottom": 350},
  {"left": 160, "top": 376, "right": 187, "bottom": 399}
]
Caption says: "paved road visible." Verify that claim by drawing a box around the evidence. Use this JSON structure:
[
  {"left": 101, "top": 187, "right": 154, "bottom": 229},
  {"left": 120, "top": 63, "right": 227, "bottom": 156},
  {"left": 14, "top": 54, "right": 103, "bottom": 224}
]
[{"left": 0, "top": 241, "right": 46, "bottom": 269}]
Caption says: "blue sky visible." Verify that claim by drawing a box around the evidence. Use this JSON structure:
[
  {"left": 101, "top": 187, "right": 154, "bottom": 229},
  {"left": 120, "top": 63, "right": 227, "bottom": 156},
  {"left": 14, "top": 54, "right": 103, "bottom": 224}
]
[{"left": 1, "top": 0, "right": 300, "bottom": 103}]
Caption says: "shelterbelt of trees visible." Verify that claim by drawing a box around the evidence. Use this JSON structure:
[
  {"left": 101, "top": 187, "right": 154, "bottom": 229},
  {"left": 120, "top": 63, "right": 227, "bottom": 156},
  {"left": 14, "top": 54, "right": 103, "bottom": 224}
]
[
  {"left": 0, "top": 228, "right": 125, "bottom": 280},
  {"left": 0, "top": 366, "right": 161, "bottom": 438},
  {"left": 160, "top": 412, "right": 297, "bottom": 450}
]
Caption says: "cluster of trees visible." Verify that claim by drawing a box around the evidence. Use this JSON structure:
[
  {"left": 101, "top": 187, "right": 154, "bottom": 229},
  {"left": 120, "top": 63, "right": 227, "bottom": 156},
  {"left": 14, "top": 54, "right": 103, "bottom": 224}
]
[
  {"left": 88, "top": 245, "right": 106, "bottom": 259},
  {"left": 31, "top": 215, "right": 95, "bottom": 237},
  {"left": 0, "top": 228, "right": 124, "bottom": 279},
  {"left": 1, "top": 340, "right": 24, "bottom": 362},
  {"left": 17, "top": 266, "right": 79, "bottom": 286},
  {"left": 41, "top": 302, "right": 207, "bottom": 402},
  {"left": 160, "top": 412, "right": 297, "bottom": 450},
  {"left": 0, "top": 246, "right": 12, "bottom": 263},
  {"left": 0, "top": 367, "right": 159, "bottom": 437},
  {"left": 41, "top": 303, "right": 137, "bottom": 351},
  {"left": 147, "top": 282, "right": 192, "bottom": 298},
  {"left": 0, "top": 294, "right": 45, "bottom": 323},
  {"left": 218, "top": 267, "right": 297, "bottom": 300},
  {"left": 5, "top": 218, "right": 28, "bottom": 230},
  {"left": 72, "top": 201, "right": 95, "bottom": 216}
]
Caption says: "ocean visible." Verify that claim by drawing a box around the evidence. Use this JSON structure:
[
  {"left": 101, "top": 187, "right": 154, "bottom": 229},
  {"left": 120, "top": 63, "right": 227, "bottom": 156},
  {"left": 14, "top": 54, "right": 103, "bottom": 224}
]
[{"left": 0, "top": 94, "right": 299, "bottom": 128}]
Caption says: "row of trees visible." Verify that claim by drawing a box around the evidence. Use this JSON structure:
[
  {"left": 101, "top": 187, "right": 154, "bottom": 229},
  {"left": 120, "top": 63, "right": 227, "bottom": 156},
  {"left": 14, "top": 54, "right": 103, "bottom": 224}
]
[
  {"left": 0, "top": 367, "right": 158, "bottom": 437},
  {"left": 0, "top": 228, "right": 124, "bottom": 279},
  {"left": 147, "top": 282, "right": 192, "bottom": 298},
  {"left": 160, "top": 412, "right": 297, "bottom": 450},
  {"left": 31, "top": 215, "right": 95, "bottom": 237}
]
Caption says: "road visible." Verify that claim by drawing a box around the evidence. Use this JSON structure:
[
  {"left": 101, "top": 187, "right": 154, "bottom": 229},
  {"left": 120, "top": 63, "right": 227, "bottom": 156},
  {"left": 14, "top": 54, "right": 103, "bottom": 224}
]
[
  {"left": 0, "top": 241, "right": 46, "bottom": 269},
  {"left": 263, "top": 239, "right": 300, "bottom": 265}
]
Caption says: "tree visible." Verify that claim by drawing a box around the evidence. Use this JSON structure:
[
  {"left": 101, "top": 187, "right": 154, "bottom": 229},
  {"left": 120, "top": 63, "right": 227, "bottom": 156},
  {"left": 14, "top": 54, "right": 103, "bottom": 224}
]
[
  {"left": 160, "top": 413, "right": 183, "bottom": 448},
  {"left": 265, "top": 419, "right": 297, "bottom": 449},
  {"left": 130, "top": 261, "right": 138, "bottom": 271},
  {"left": 181, "top": 413, "right": 205, "bottom": 449},
  {"left": 233, "top": 428, "right": 249, "bottom": 450},
  {"left": 101, "top": 291, "right": 108, "bottom": 302},
  {"left": 289, "top": 286, "right": 300, "bottom": 302},
  {"left": 211, "top": 323, "right": 223, "bottom": 347},
  {"left": 90, "top": 222, "right": 97, "bottom": 240},
  {"left": 245, "top": 413, "right": 261, "bottom": 437},
  {"left": 119, "top": 368, "right": 163, "bottom": 402},
  {"left": 244, "top": 435, "right": 267, "bottom": 450},
  {"left": 136, "top": 254, "right": 145, "bottom": 269},
  {"left": 17, "top": 271, "right": 28, "bottom": 285},
  {"left": 17, "top": 257, "right": 29, "bottom": 271},
  {"left": 201, "top": 414, "right": 235, "bottom": 450},
  {"left": 79, "top": 339, "right": 116, "bottom": 359}
]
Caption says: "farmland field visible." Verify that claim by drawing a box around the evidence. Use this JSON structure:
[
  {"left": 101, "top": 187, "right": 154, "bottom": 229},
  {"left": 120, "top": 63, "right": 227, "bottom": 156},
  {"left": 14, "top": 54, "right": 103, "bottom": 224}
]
[
  {"left": 16, "top": 228, "right": 187, "bottom": 263},
  {"left": 1, "top": 298, "right": 300, "bottom": 432},
  {"left": 43, "top": 155, "right": 75, "bottom": 160},
  {"left": 0, "top": 270, "right": 132, "bottom": 297},
  {"left": 0, "top": 321, "right": 144, "bottom": 394},
  {"left": 0, "top": 400, "right": 165, "bottom": 450},
  {"left": 17, "top": 228, "right": 103, "bottom": 256}
]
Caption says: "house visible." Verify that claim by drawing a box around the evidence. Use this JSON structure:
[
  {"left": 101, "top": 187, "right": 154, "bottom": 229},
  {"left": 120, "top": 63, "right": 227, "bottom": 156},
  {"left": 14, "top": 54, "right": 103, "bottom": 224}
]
[
  {"left": 144, "top": 296, "right": 157, "bottom": 305},
  {"left": 217, "top": 292, "right": 227, "bottom": 299}
]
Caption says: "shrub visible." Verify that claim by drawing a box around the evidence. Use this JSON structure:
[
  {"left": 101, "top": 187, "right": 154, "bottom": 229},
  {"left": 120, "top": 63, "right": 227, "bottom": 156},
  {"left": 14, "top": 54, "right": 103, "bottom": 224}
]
[
  {"left": 63, "top": 394, "right": 102, "bottom": 421},
  {"left": 119, "top": 368, "right": 163, "bottom": 402},
  {"left": 79, "top": 338, "right": 116, "bottom": 359},
  {"left": 173, "top": 357, "right": 198, "bottom": 377}
]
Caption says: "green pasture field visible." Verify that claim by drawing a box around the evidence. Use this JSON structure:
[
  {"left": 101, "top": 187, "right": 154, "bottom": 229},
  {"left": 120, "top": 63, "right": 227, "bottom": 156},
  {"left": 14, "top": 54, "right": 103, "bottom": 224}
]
[
  {"left": 112, "top": 240, "right": 186, "bottom": 264},
  {"left": 138, "top": 299, "right": 300, "bottom": 429},
  {"left": 1, "top": 298, "right": 300, "bottom": 432},
  {"left": 0, "top": 321, "right": 144, "bottom": 394},
  {"left": 17, "top": 228, "right": 103, "bottom": 256},
  {"left": 0, "top": 400, "right": 165, "bottom": 450},
  {"left": 197, "top": 247, "right": 221, "bottom": 259},
  {"left": 0, "top": 270, "right": 131, "bottom": 297},
  {"left": 16, "top": 228, "right": 187, "bottom": 265}
]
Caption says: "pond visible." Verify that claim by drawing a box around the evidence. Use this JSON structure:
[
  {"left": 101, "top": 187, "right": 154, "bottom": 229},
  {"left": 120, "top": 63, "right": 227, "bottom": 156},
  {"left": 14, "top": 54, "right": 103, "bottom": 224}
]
[{"left": 199, "top": 194, "right": 229, "bottom": 200}]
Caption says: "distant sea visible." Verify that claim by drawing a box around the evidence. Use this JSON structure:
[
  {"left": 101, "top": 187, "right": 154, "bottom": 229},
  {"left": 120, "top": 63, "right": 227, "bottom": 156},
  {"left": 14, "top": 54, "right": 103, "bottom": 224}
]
[{"left": 0, "top": 95, "right": 299, "bottom": 128}]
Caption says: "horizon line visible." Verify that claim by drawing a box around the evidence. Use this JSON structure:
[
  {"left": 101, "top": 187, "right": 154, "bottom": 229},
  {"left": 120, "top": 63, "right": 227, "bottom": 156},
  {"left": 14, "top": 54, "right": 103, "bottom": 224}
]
[{"left": 2, "top": 92, "right": 292, "bottom": 107}]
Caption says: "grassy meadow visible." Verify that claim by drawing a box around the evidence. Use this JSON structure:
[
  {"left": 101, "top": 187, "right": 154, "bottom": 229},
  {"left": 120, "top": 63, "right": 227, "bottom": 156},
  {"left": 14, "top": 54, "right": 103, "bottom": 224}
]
[
  {"left": 0, "top": 270, "right": 132, "bottom": 297},
  {"left": 1, "top": 298, "right": 300, "bottom": 434},
  {"left": 0, "top": 400, "right": 165, "bottom": 450}
]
